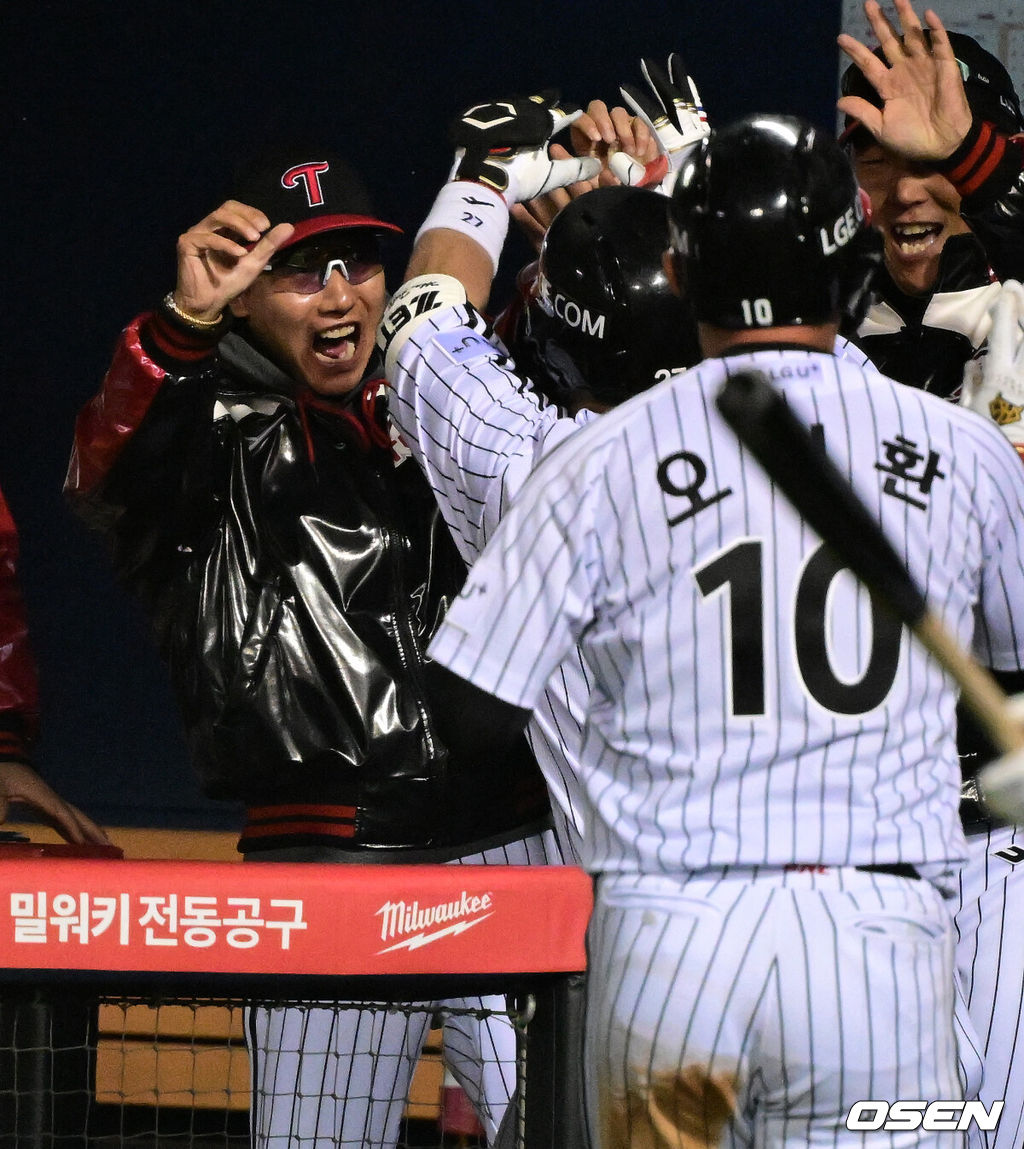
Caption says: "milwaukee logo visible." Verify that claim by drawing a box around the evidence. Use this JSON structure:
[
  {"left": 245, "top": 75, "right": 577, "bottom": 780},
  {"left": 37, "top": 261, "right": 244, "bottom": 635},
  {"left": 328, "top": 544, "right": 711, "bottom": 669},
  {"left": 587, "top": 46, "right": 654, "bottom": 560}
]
[{"left": 375, "top": 891, "right": 494, "bottom": 953}]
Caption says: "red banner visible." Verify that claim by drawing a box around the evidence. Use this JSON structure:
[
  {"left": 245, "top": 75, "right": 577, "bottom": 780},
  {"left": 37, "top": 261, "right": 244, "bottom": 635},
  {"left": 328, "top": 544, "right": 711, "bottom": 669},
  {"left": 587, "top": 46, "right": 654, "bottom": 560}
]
[{"left": 0, "top": 858, "right": 591, "bottom": 976}]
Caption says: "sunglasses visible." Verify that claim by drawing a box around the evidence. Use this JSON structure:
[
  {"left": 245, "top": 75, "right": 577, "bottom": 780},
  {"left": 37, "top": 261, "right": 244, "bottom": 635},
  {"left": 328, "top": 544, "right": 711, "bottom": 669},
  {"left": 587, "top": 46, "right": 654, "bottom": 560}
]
[{"left": 264, "top": 237, "right": 383, "bottom": 293}]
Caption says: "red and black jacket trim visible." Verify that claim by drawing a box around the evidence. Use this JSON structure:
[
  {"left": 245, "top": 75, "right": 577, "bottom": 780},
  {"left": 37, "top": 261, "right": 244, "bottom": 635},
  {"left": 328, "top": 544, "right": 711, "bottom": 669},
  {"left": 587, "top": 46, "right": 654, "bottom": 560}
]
[
  {"left": 937, "top": 120, "right": 1024, "bottom": 207},
  {"left": 238, "top": 803, "right": 358, "bottom": 851}
]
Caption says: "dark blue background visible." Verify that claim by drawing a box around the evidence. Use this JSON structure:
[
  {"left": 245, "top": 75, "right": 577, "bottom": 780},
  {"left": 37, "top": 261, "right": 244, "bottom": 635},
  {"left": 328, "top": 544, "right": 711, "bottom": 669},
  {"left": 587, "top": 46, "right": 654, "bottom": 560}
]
[{"left": 2, "top": 0, "right": 843, "bottom": 828}]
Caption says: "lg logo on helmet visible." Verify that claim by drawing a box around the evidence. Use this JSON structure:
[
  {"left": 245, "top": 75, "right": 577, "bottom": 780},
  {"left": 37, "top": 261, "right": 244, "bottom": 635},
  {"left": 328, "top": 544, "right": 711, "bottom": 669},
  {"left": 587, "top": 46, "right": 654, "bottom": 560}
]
[
  {"left": 819, "top": 198, "right": 865, "bottom": 256},
  {"left": 740, "top": 198, "right": 864, "bottom": 327}
]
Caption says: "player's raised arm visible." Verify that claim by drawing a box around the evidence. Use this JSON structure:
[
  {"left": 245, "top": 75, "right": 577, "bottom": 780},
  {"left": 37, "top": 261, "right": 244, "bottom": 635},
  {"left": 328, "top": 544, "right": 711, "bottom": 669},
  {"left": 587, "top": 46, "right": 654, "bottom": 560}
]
[{"left": 401, "top": 91, "right": 600, "bottom": 309}]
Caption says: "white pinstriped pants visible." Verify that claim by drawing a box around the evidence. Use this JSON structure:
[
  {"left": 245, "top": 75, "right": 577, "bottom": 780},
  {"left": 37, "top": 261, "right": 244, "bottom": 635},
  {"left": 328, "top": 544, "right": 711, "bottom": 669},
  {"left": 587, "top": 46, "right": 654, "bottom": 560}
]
[
  {"left": 586, "top": 867, "right": 963, "bottom": 1149},
  {"left": 246, "top": 830, "right": 559, "bottom": 1149},
  {"left": 956, "top": 824, "right": 1024, "bottom": 1149}
]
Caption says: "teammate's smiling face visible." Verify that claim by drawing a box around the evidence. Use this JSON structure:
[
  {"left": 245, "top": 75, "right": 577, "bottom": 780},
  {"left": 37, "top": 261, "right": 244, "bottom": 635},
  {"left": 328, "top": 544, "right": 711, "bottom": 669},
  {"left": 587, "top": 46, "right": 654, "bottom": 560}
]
[
  {"left": 853, "top": 142, "right": 971, "bottom": 298},
  {"left": 230, "top": 232, "right": 386, "bottom": 397}
]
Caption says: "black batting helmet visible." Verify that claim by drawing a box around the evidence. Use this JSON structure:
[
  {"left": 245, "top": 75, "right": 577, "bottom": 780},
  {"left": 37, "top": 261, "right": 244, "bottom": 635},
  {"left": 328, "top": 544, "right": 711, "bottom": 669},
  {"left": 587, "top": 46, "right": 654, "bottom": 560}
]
[
  {"left": 511, "top": 186, "right": 699, "bottom": 407},
  {"left": 668, "top": 114, "right": 882, "bottom": 331}
]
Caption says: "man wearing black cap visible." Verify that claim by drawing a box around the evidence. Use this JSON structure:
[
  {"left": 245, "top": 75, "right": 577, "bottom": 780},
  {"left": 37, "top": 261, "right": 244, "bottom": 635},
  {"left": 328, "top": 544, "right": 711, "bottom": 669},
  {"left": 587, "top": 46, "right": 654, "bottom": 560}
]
[
  {"left": 838, "top": 0, "right": 1024, "bottom": 397},
  {"left": 65, "top": 150, "right": 556, "bottom": 1147},
  {"left": 840, "top": 6, "right": 1024, "bottom": 1147}
]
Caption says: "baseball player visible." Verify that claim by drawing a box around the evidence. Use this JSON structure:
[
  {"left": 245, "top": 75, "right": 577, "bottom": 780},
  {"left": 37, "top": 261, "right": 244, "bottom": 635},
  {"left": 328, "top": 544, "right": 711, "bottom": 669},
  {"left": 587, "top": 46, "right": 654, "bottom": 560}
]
[
  {"left": 839, "top": 5, "right": 1024, "bottom": 1142},
  {"left": 65, "top": 144, "right": 576, "bottom": 1149},
  {"left": 950, "top": 283, "right": 1024, "bottom": 1149},
  {"left": 392, "top": 181, "right": 700, "bottom": 859},
  {"left": 397, "top": 114, "right": 1024, "bottom": 1147},
  {"left": 378, "top": 86, "right": 703, "bottom": 1149},
  {"left": 381, "top": 76, "right": 707, "bottom": 864}
]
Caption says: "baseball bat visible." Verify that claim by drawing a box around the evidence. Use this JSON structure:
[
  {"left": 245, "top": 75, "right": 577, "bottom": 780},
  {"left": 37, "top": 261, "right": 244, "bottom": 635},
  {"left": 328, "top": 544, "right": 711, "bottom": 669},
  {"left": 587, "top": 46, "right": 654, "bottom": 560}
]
[{"left": 715, "top": 369, "right": 1024, "bottom": 823}]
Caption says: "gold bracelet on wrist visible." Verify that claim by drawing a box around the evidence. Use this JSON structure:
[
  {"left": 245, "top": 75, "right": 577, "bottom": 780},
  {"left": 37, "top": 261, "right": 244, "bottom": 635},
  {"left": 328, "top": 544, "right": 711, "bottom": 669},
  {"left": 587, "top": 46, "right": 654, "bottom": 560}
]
[{"left": 163, "top": 292, "right": 224, "bottom": 330}]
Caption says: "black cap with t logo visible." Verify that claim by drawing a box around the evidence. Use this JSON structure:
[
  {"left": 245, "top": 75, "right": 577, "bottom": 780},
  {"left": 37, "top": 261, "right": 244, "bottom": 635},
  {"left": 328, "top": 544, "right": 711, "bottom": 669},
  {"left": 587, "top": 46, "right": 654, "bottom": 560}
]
[{"left": 231, "top": 149, "right": 402, "bottom": 250}]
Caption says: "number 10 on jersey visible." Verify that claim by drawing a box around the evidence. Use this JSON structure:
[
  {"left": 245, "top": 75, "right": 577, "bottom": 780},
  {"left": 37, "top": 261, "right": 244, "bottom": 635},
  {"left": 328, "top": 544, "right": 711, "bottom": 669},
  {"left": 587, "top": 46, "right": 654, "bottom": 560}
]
[{"left": 694, "top": 537, "right": 903, "bottom": 717}]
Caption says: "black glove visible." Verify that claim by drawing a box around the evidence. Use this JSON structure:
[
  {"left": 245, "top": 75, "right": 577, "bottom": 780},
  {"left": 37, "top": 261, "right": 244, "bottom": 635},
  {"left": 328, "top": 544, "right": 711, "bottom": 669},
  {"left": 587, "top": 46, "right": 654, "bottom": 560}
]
[{"left": 449, "top": 91, "right": 600, "bottom": 201}]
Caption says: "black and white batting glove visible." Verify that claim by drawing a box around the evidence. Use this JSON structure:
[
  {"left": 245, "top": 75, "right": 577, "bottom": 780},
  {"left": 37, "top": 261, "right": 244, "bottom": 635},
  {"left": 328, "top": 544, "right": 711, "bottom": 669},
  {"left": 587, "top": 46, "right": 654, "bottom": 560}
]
[
  {"left": 610, "top": 53, "right": 710, "bottom": 194},
  {"left": 415, "top": 91, "right": 601, "bottom": 276},
  {"left": 960, "top": 280, "right": 1024, "bottom": 460},
  {"left": 450, "top": 91, "right": 601, "bottom": 204}
]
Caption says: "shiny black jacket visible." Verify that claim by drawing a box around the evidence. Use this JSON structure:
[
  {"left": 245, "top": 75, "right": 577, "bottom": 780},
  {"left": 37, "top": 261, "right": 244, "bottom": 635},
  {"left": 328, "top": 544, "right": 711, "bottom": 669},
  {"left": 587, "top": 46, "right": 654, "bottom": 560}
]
[
  {"left": 851, "top": 129, "right": 1024, "bottom": 397},
  {"left": 67, "top": 313, "right": 550, "bottom": 853}
]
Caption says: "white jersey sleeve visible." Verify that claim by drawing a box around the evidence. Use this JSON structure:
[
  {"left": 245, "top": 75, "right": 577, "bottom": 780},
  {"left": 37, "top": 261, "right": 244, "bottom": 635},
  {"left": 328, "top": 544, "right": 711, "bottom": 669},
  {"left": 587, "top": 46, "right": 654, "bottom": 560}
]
[
  {"left": 380, "top": 276, "right": 600, "bottom": 860},
  {"left": 384, "top": 280, "right": 592, "bottom": 563},
  {"left": 429, "top": 429, "right": 613, "bottom": 709}
]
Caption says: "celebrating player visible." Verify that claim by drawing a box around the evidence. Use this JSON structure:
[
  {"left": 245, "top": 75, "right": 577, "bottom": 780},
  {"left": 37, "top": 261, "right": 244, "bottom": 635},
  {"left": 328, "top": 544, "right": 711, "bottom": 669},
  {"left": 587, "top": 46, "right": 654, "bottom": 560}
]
[
  {"left": 375, "top": 82, "right": 701, "bottom": 1146},
  {"left": 412, "top": 182, "right": 699, "bottom": 859},
  {"left": 63, "top": 145, "right": 580, "bottom": 1148},
  {"left": 410, "top": 113, "right": 1024, "bottom": 1147},
  {"left": 380, "top": 71, "right": 704, "bottom": 859},
  {"left": 840, "top": 4, "right": 1024, "bottom": 1143},
  {"left": 838, "top": 0, "right": 1024, "bottom": 395}
]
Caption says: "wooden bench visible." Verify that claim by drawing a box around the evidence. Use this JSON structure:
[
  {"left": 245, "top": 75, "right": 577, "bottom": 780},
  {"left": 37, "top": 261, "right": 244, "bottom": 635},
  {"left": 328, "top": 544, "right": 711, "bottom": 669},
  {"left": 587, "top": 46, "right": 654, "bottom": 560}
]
[{"left": 92, "top": 1001, "right": 446, "bottom": 1118}]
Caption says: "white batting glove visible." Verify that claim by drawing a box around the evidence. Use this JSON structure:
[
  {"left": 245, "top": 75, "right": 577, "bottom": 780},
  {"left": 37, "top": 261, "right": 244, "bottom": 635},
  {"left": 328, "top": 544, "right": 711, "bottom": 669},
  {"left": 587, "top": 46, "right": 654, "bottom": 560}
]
[
  {"left": 449, "top": 91, "right": 601, "bottom": 204},
  {"left": 610, "top": 53, "right": 710, "bottom": 194},
  {"left": 959, "top": 280, "right": 1024, "bottom": 460}
]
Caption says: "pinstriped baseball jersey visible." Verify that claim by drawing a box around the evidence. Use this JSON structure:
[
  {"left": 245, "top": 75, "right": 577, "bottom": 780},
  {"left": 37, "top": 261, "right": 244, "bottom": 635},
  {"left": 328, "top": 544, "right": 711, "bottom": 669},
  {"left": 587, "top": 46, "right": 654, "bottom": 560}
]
[
  {"left": 430, "top": 346, "right": 1024, "bottom": 875},
  {"left": 387, "top": 300, "right": 599, "bottom": 858},
  {"left": 387, "top": 303, "right": 591, "bottom": 561},
  {"left": 384, "top": 300, "right": 876, "bottom": 861}
]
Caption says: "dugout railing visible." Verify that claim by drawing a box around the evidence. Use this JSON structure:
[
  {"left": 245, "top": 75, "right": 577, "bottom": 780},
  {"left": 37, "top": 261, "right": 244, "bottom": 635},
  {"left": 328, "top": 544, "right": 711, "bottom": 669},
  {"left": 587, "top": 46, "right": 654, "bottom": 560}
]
[{"left": 0, "top": 846, "right": 591, "bottom": 1148}]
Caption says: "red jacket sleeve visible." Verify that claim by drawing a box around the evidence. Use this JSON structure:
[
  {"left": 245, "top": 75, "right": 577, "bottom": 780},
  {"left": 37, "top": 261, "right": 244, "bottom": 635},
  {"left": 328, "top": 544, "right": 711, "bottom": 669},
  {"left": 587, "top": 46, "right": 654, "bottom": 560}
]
[
  {"left": 64, "top": 316, "right": 169, "bottom": 498},
  {"left": 65, "top": 308, "right": 222, "bottom": 498},
  {"left": 0, "top": 486, "right": 40, "bottom": 761}
]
